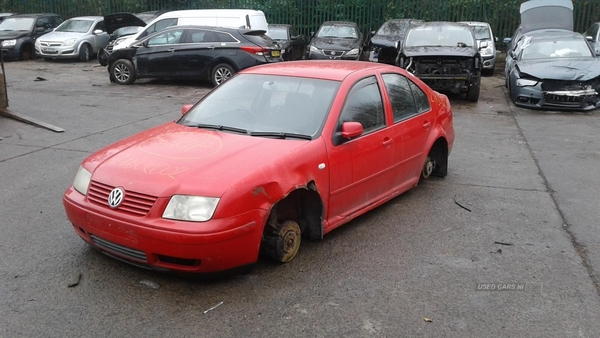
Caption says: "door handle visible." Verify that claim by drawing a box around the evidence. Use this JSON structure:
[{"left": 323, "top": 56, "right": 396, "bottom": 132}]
[
  {"left": 423, "top": 121, "right": 431, "bottom": 129},
  {"left": 382, "top": 138, "right": 392, "bottom": 147},
  {"left": 168, "top": 48, "right": 175, "bottom": 52}
]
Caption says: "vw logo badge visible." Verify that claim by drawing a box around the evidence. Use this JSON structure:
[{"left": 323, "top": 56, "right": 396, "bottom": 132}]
[
  {"left": 107, "top": 187, "right": 124, "bottom": 208},
  {"left": 330, "top": 51, "right": 335, "bottom": 55}
]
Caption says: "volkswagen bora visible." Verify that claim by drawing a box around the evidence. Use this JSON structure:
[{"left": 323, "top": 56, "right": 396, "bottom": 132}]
[{"left": 63, "top": 61, "right": 454, "bottom": 274}]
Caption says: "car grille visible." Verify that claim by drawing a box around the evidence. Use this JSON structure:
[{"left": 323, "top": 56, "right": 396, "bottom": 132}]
[
  {"left": 543, "top": 93, "right": 586, "bottom": 107},
  {"left": 415, "top": 58, "right": 471, "bottom": 75},
  {"left": 541, "top": 80, "right": 599, "bottom": 107},
  {"left": 323, "top": 50, "right": 345, "bottom": 58},
  {"left": 87, "top": 180, "right": 157, "bottom": 216},
  {"left": 39, "top": 41, "right": 62, "bottom": 47},
  {"left": 90, "top": 234, "right": 147, "bottom": 262}
]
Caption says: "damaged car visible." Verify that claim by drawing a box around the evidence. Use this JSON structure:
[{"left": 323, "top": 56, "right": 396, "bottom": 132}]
[
  {"left": 365, "top": 19, "right": 422, "bottom": 65},
  {"left": 397, "top": 21, "right": 482, "bottom": 102},
  {"left": 505, "top": 0, "right": 600, "bottom": 110},
  {"left": 305, "top": 21, "right": 364, "bottom": 60},
  {"left": 63, "top": 61, "right": 454, "bottom": 274},
  {"left": 267, "top": 24, "right": 306, "bottom": 61},
  {"left": 98, "top": 12, "right": 153, "bottom": 66},
  {"left": 505, "top": 31, "right": 600, "bottom": 110},
  {"left": 107, "top": 25, "right": 282, "bottom": 86}
]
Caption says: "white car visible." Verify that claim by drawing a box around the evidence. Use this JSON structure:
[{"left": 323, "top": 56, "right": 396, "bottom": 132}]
[
  {"left": 460, "top": 21, "right": 497, "bottom": 75},
  {"left": 35, "top": 16, "right": 109, "bottom": 61}
]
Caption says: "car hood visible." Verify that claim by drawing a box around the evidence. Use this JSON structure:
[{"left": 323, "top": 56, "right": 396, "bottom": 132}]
[
  {"left": 85, "top": 123, "right": 310, "bottom": 198},
  {"left": 104, "top": 13, "right": 147, "bottom": 35},
  {"left": 311, "top": 37, "right": 361, "bottom": 50},
  {"left": 0, "top": 30, "right": 29, "bottom": 39},
  {"left": 37, "top": 31, "right": 86, "bottom": 41},
  {"left": 520, "top": 0, "right": 573, "bottom": 34},
  {"left": 516, "top": 58, "right": 600, "bottom": 81},
  {"left": 371, "top": 35, "right": 399, "bottom": 48},
  {"left": 402, "top": 46, "right": 476, "bottom": 57}
]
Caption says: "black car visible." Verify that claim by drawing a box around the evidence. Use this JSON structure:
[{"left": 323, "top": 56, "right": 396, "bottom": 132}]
[
  {"left": 365, "top": 19, "right": 422, "bottom": 65},
  {"left": 305, "top": 21, "right": 364, "bottom": 60},
  {"left": 397, "top": 21, "right": 482, "bottom": 102},
  {"left": 98, "top": 12, "right": 156, "bottom": 66},
  {"left": 0, "top": 13, "right": 62, "bottom": 60},
  {"left": 107, "top": 25, "right": 282, "bottom": 87},
  {"left": 267, "top": 24, "right": 306, "bottom": 61}
]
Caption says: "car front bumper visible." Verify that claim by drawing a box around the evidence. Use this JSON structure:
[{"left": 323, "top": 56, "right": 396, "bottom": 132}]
[
  {"left": 63, "top": 187, "right": 266, "bottom": 273},
  {"left": 1, "top": 46, "right": 21, "bottom": 59},
  {"left": 35, "top": 44, "right": 80, "bottom": 59},
  {"left": 307, "top": 52, "right": 360, "bottom": 61},
  {"left": 511, "top": 81, "right": 600, "bottom": 111},
  {"left": 481, "top": 54, "right": 496, "bottom": 70}
]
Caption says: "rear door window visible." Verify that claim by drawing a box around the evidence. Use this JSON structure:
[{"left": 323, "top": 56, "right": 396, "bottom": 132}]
[{"left": 382, "top": 73, "right": 418, "bottom": 122}]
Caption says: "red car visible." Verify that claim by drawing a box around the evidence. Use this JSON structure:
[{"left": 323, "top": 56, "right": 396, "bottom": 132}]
[{"left": 63, "top": 61, "right": 454, "bottom": 274}]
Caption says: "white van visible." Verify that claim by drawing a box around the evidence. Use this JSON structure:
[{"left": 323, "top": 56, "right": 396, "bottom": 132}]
[{"left": 112, "top": 9, "right": 268, "bottom": 50}]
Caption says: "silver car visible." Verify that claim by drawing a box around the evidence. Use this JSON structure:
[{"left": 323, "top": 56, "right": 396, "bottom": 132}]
[
  {"left": 35, "top": 16, "right": 109, "bottom": 61},
  {"left": 460, "top": 21, "right": 497, "bottom": 75}
]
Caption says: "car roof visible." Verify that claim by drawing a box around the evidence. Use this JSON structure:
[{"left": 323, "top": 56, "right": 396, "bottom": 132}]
[
  {"left": 321, "top": 21, "right": 357, "bottom": 26},
  {"left": 459, "top": 21, "right": 490, "bottom": 27},
  {"left": 161, "top": 25, "right": 243, "bottom": 33},
  {"left": 66, "top": 16, "right": 102, "bottom": 21},
  {"left": 240, "top": 60, "right": 399, "bottom": 81},
  {"left": 9, "top": 13, "right": 59, "bottom": 18},
  {"left": 268, "top": 24, "right": 291, "bottom": 27}
]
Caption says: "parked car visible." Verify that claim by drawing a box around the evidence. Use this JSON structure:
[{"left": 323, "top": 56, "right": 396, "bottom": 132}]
[
  {"left": 267, "top": 24, "right": 306, "bottom": 61},
  {"left": 35, "top": 16, "right": 109, "bottom": 61},
  {"left": 107, "top": 25, "right": 282, "bottom": 86},
  {"left": 397, "top": 21, "right": 482, "bottom": 102},
  {"left": 460, "top": 21, "right": 497, "bottom": 75},
  {"left": 505, "top": 30, "right": 600, "bottom": 110},
  {"left": 365, "top": 19, "right": 422, "bottom": 65},
  {"left": 63, "top": 60, "right": 454, "bottom": 274},
  {"left": 305, "top": 21, "right": 364, "bottom": 60},
  {"left": 0, "top": 13, "right": 62, "bottom": 60},
  {"left": 583, "top": 22, "right": 600, "bottom": 56},
  {"left": 98, "top": 12, "right": 152, "bottom": 66}
]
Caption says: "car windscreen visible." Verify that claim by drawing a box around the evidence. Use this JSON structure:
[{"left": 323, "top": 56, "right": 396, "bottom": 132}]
[
  {"left": 470, "top": 25, "right": 491, "bottom": 40},
  {"left": 405, "top": 25, "right": 475, "bottom": 47},
  {"left": 0, "top": 17, "right": 34, "bottom": 31},
  {"left": 376, "top": 20, "right": 410, "bottom": 36},
  {"left": 268, "top": 27, "right": 287, "bottom": 40},
  {"left": 520, "top": 36, "right": 593, "bottom": 60},
  {"left": 55, "top": 19, "right": 94, "bottom": 33},
  {"left": 178, "top": 74, "right": 341, "bottom": 138},
  {"left": 317, "top": 25, "right": 358, "bottom": 39}
]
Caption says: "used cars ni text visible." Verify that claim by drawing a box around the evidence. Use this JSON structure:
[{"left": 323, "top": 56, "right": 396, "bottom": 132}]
[
  {"left": 63, "top": 61, "right": 454, "bottom": 274},
  {"left": 107, "top": 25, "right": 282, "bottom": 87}
]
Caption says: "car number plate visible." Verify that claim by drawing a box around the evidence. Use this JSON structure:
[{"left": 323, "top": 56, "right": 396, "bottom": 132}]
[
  {"left": 271, "top": 50, "right": 280, "bottom": 57},
  {"left": 42, "top": 47, "right": 57, "bottom": 52}
]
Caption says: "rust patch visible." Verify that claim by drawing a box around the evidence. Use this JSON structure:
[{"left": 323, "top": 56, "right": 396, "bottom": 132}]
[{"left": 253, "top": 186, "right": 269, "bottom": 197}]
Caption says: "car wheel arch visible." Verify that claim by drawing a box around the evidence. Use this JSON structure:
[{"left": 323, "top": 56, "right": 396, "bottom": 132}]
[
  {"left": 423, "top": 135, "right": 449, "bottom": 179},
  {"left": 263, "top": 182, "right": 324, "bottom": 241}
]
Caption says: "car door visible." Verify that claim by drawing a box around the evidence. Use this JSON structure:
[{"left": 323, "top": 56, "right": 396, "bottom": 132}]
[
  {"left": 134, "top": 28, "right": 185, "bottom": 77},
  {"left": 91, "top": 20, "right": 110, "bottom": 51},
  {"left": 327, "top": 75, "right": 395, "bottom": 223},
  {"left": 382, "top": 73, "right": 435, "bottom": 182},
  {"left": 584, "top": 24, "right": 600, "bottom": 55},
  {"left": 174, "top": 28, "right": 222, "bottom": 78},
  {"left": 288, "top": 26, "right": 302, "bottom": 60}
]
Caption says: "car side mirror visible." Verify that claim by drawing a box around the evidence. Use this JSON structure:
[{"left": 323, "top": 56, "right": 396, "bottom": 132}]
[
  {"left": 586, "top": 35, "right": 594, "bottom": 42},
  {"left": 181, "top": 104, "right": 193, "bottom": 115},
  {"left": 341, "top": 122, "right": 363, "bottom": 139},
  {"left": 479, "top": 41, "right": 488, "bottom": 49},
  {"left": 495, "top": 36, "right": 498, "bottom": 42},
  {"left": 290, "top": 35, "right": 297, "bottom": 40},
  {"left": 93, "top": 29, "right": 103, "bottom": 35},
  {"left": 310, "top": 31, "right": 314, "bottom": 37},
  {"left": 503, "top": 37, "right": 512, "bottom": 44}
]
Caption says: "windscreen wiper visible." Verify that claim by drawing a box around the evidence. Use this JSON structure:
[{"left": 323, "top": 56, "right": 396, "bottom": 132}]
[
  {"left": 191, "top": 123, "right": 247, "bottom": 134},
  {"left": 249, "top": 131, "right": 312, "bottom": 140}
]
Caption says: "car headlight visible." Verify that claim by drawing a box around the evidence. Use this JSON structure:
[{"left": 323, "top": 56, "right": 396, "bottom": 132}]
[
  {"left": 113, "top": 37, "right": 126, "bottom": 46},
  {"left": 63, "top": 38, "right": 77, "bottom": 46},
  {"left": 346, "top": 48, "right": 359, "bottom": 56},
  {"left": 309, "top": 46, "right": 322, "bottom": 54},
  {"left": 162, "top": 195, "right": 220, "bottom": 222},
  {"left": 35, "top": 39, "right": 41, "bottom": 46},
  {"left": 480, "top": 46, "right": 494, "bottom": 56},
  {"left": 516, "top": 78, "right": 538, "bottom": 87},
  {"left": 2, "top": 39, "right": 16, "bottom": 47},
  {"left": 73, "top": 166, "right": 92, "bottom": 195}
]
